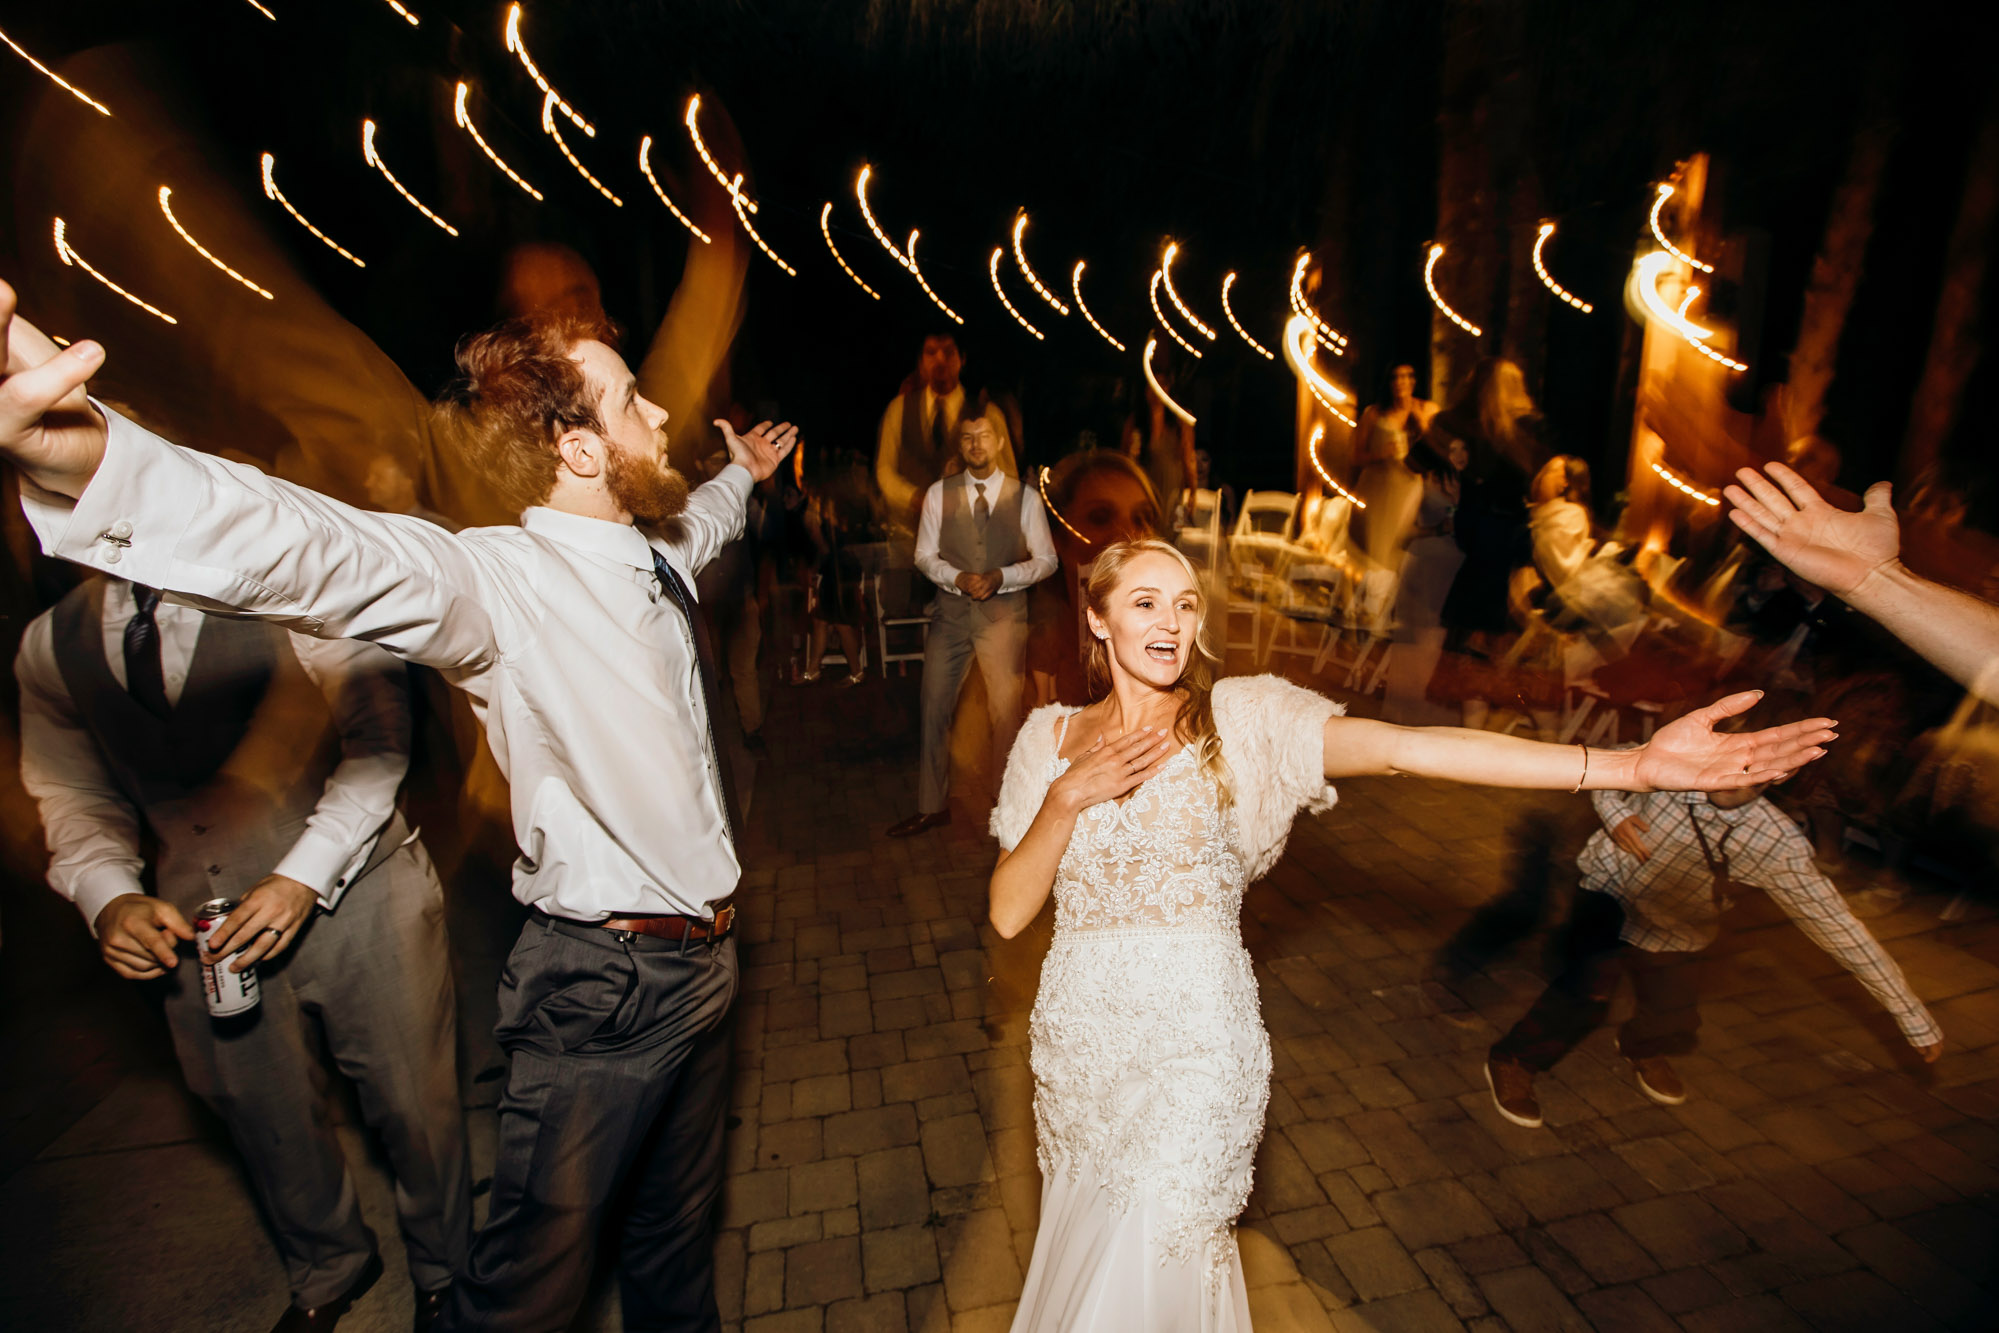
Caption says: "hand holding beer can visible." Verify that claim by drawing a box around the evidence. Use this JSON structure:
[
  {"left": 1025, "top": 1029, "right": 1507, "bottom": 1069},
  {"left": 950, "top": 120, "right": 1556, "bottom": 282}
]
[{"left": 194, "top": 898, "right": 261, "bottom": 1017}]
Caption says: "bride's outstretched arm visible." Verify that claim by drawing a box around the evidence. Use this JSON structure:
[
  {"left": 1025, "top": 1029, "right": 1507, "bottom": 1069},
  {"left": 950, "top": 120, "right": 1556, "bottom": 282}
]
[
  {"left": 989, "top": 728, "right": 1176, "bottom": 938},
  {"left": 1319, "top": 690, "right": 1836, "bottom": 794}
]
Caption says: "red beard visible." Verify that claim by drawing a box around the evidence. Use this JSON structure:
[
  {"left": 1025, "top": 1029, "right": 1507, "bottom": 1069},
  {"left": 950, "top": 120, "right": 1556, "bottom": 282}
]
[{"left": 605, "top": 441, "right": 690, "bottom": 524}]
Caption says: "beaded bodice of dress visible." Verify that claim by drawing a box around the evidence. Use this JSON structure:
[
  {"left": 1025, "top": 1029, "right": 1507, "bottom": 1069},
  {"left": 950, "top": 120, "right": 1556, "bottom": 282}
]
[{"left": 1047, "top": 711, "right": 1247, "bottom": 935}]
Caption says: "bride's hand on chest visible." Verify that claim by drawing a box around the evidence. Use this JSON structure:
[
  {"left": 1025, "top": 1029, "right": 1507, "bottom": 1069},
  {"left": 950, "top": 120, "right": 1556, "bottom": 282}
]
[{"left": 1051, "top": 727, "right": 1179, "bottom": 813}]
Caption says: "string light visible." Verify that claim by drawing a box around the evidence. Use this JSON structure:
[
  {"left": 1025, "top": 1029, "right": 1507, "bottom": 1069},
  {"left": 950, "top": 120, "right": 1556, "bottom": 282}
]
[
  {"left": 1160, "top": 242, "right": 1216, "bottom": 340},
  {"left": 1424, "top": 243, "right": 1483, "bottom": 337},
  {"left": 638, "top": 136, "right": 710, "bottom": 242},
  {"left": 904, "top": 230, "right": 963, "bottom": 324},
  {"left": 1070, "top": 260, "right": 1125, "bottom": 352},
  {"left": 1308, "top": 426, "right": 1366, "bottom": 509},
  {"left": 1282, "top": 314, "right": 1356, "bottom": 426},
  {"left": 854, "top": 167, "right": 909, "bottom": 270},
  {"left": 1628, "top": 251, "right": 1746, "bottom": 372},
  {"left": 1288, "top": 253, "right": 1347, "bottom": 352},
  {"left": 364, "top": 119, "right": 458, "bottom": 235},
  {"left": 685, "top": 96, "right": 755, "bottom": 213},
  {"left": 505, "top": 4, "right": 593, "bottom": 137},
  {"left": 1220, "top": 272, "right": 1273, "bottom": 359},
  {"left": 541, "top": 93, "right": 621, "bottom": 205},
  {"left": 158, "top": 187, "right": 273, "bottom": 299},
  {"left": 727, "top": 173, "right": 793, "bottom": 274},
  {"left": 1649, "top": 184, "right": 1713, "bottom": 274},
  {"left": 53, "top": 218, "right": 176, "bottom": 324},
  {"left": 988, "top": 248, "right": 1044, "bottom": 340},
  {"left": 454, "top": 82, "right": 542, "bottom": 201},
  {"left": 1, "top": 25, "right": 111, "bottom": 116},
  {"left": 1677, "top": 285, "right": 1701, "bottom": 319},
  {"left": 819, "top": 203, "right": 876, "bottom": 297},
  {"left": 1651, "top": 460, "right": 1721, "bottom": 507},
  {"left": 1532, "top": 222, "right": 1593, "bottom": 313},
  {"left": 1142, "top": 336, "right": 1196, "bottom": 426},
  {"left": 1150, "top": 273, "right": 1203, "bottom": 358},
  {"left": 1011, "top": 212, "right": 1068, "bottom": 314},
  {"left": 379, "top": 0, "right": 420, "bottom": 25},
  {"left": 240, "top": 0, "right": 276, "bottom": 18},
  {"left": 1039, "top": 466, "right": 1086, "bottom": 542},
  {"left": 262, "top": 154, "right": 365, "bottom": 266}
]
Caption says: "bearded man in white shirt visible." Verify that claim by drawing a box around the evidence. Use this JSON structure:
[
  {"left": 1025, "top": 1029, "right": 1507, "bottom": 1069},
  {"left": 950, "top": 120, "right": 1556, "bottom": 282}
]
[
  {"left": 886, "top": 416, "right": 1057, "bottom": 838},
  {"left": 0, "top": 285, "right": 796, "bottom": 1333}
]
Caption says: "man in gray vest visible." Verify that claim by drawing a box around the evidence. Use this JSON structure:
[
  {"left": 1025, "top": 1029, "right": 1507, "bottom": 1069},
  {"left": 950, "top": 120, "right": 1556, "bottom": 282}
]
[
  {"left": 16, "top": 576, "right": 470, "bottom": 1333},
  {"left": 887, "top": 416, "right": 1057, "bottom": 837},
  {"left": 873, "top": 333, "right": 1017, "bottom": 532}
]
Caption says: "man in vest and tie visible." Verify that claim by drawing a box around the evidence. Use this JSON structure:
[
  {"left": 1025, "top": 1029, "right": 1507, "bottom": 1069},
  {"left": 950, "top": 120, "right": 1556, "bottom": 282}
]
[
  {"left": 16, "top": 576, "right": 469, "bottom": 1332},
  {"left": 873, "top": 333, "right": 1017, "bottom": 532},
  {"left": 888, "top": 416, "right": 1057, "bottom": 837}
]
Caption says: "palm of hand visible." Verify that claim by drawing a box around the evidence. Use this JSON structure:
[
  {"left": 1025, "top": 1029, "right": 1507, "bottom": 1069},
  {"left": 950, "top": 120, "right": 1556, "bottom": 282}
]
[
  {"left": 1633, "top": 713, "right": 1756, "bottom": 792},
  {"left": 1765, "top": 502, "right": 1897, "bottom": 596},
  {"left": 720, "top": 419, "right": 798, "bottom": 482}
]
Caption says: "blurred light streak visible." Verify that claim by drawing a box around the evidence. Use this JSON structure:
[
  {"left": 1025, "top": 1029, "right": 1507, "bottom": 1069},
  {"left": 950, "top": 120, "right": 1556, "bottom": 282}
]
[
  {"left": 505, "top": 4, "right": 594, "bottom": 136},
  {"left": 158, "top": 187, "right": 273, "bottom": 299},
  {"left": 241, "top": 0, "right": 276, "bottom": 18},
  {"left": 727, "top": 173, "right": 792, "bottom": 273},
  {"left": 1011, "top": 213, "right": 1068, "bottom": 314},
  {"left": 542, "top": 94, "right": 621, "bottom": 205},
  {"left": 1288, "top": 254, "right": 1347, "bottom": 352},
  {"left": 1070, "top": 260, "right": 1125, "bottom": 352},
  {"left": 1040, "top": 466, "right": 1087, "bottom": 542},
  {"left": 262, "top": 154, "right": 365, "bottom": 266},
  {"left": 53, "top": 218, "right": 176, "bottom": 324},
  {"left": 380, "top": 0, "right": 420, "bottom": 25},
  {"left": 1629, "top": 251, "right": 1746, "bottom": 371},
  {"left": 1308, "top": 426, "right": 1366, "bottom": 509},
  {"left": 1149, "top": 273, "right": 1203, "bottom": 358},
  {"left": 685, "top": 96, "right": 755, "bottom": 212},
  {"left": 904, "top": 230, "right": 962, "bottom": 324},
  {"left": 1283, "top": 314, "right": 1356, "bottom": 425},
  {"left": 455, "top": 83, "right": 542, "bottom": 200},
  {"left": 1651, "top": 460, "right": 1721, "bottom": 507},
  {"left": 1532, "top": 223, "right": 1593, "bottom": 313},
  {"left": 1, "top": 25, "right": 111, "bottom": 115},
  {"left": 1677, "top": 284, "right": 1701, "bottom": 319},
  {"left": 1424, "top": 243, "right": 1482, "bottom": 337},
  {"left": 639, "top": 136, "right": 710, "bottom": 242},
  {"left": 1649, "top": 184, "right": 1713, "bottom": 274},
  {"left": 1160, "top": 242, "right": 1216, "bottom": 340},
  {"left": 988, "top": 248, "right": 1044, "bottom": 339},
  {"left": 1142, "top": 336, "right": 1196, "bottom": 425},
  {"left": 855, "top": 166, "right": 909, "bottom": 268},
  {"left": 1220, "top": 272, "right": 1274, "bottom": 359},
  {"left": 819, "top": 204, "right": 876, "bottom": 297},
  {"left": 364, "top": 119, "right": 459, "bottom": 235}
]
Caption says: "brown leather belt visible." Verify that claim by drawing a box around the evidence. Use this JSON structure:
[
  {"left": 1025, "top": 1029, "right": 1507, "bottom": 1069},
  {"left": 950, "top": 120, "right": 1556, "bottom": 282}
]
[{"left": 598, "top": 902, "right": 737, "bottom": 943}]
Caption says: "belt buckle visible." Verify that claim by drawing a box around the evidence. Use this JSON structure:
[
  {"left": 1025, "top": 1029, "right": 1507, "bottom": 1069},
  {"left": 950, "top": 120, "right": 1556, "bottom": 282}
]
[
  {"left": 712, "top": 904, "right": 736, "bottom": 939},
  {"left": 607, "top": 926, "right": 639, "bottom": 944}
]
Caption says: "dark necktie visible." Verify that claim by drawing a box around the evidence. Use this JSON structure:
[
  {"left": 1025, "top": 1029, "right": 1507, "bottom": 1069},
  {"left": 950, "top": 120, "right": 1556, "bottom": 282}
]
[
  {"left": 930, "top": 398, "right": 949, "bottom": 461},
  {"left": 1688, "top": 807, "right": 1735, "bottom": 913},
  {"left": 123, "top": 584, "right": 173, "bottom": 719},
  {"left": 653, "top": 551, "right": 740, "bottom": 849},
  {"left": 973, "top": 481, "right": 991, "bottom": 530}
]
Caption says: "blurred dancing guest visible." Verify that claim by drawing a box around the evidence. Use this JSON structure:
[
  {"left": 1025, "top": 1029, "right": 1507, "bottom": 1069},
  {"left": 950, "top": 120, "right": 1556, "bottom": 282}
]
[
  {"left": 0, "top": 290, "right": 797, "bottom": 1333},
  {"left": 1120, "top": 368, "right": 1198, "bottom": 526},
  {"left": 887, "top": 416, "right": 1057, "bottom": 837},
  {"left": 1352, "top": 362, "right": 1440, "bottom": 564},
  {"left": 18, "top": 578, "right": 468, "bottom": 1331},
  {"left": 1027, "top": 451, "right": 1165, "bottom": 707},
  {"left": 1380, "top": 436, "right": 1466, "bottom": 724},
  {"left": 874, "top": 332, "right": 1017, "bottom": 531},
  {"left": 988, "top": 539, "right": 1833, "bottom": 1330}
]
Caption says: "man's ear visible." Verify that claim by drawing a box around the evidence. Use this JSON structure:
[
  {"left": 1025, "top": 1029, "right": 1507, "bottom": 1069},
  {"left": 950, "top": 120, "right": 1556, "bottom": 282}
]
[{"left": 556, "top": 429, "right": 604, "bottom": 479}]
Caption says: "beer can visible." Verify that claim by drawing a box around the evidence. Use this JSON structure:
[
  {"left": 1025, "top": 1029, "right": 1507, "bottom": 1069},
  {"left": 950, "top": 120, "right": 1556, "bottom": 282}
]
[{"left": 194, "top": 898, "right": 261, "bottom": 1018}]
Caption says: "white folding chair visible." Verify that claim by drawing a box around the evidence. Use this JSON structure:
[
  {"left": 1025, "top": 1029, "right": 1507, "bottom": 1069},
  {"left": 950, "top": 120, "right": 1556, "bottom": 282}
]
[
  {"left": 1234, "top": 489, "right": 1301, "bottom": 540},
  {"left": 1264, "top": 562, "right": 1352, "bottom": 674}
]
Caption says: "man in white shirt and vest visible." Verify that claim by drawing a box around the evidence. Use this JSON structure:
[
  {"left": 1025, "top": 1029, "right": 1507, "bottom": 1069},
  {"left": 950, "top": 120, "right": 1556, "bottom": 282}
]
[
  {"left": 873, "top": 332, "right": 1017, "bottom": 532},
  {"left": 17, "top": 577, "right": 468, "bottom": 1333},
  {"left": 887, "top": 416, "right": 1057, "bottom": 838},
  {"left": 0, "top": 288, "right": 796, "bottom": 1333}
]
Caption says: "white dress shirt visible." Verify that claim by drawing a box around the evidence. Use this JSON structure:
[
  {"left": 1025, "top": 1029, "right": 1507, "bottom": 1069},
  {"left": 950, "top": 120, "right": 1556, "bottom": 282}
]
[
  {"left": 874, "top": 386, "right": 1017, "bottom": 522},
  {"left": 914, "top": 470, "right": 1059, "bottom": 596},
  {"left": 23, "top": 404, "right": 749, "bottom": 923},
  {"left": 16, "top": 583, "right": 414, "bottom": 930}
]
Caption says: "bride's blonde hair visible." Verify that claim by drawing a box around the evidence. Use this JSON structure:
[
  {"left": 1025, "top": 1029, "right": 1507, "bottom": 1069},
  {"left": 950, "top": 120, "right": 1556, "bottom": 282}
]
[{"left": 1083, "top": 539, "right": 1233, "bottom": 808}]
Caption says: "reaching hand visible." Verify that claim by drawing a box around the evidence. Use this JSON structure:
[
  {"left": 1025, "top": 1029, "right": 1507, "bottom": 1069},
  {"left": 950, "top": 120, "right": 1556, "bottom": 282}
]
[
  {"left": 1630, "top": 690, "right": 1837, "bottom": 793},
  {"left": 93, "top": 893, "right": 195, "bottom": 981},
  {"left": 1724, "top": 462, "right": 1900, "bottom": 601},
  {"left": 1608, "top": 815, "right": 1652, "bottom": 862},
  {"left": 201, "top": 874, "right": 319, "bottom": 971},
  {"left": 0, "top": 280, "right": 111, "bottom": 499},
  {"left": 1050, "top": 727, "right": 1179, "bottom": 814},
  {"left": 716, "top": 417, "right": 799, "bottom": 482}
]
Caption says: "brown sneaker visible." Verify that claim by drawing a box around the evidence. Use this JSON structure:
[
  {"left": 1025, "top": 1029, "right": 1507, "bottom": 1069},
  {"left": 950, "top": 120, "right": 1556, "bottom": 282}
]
[
  {"left": 1485, "top": 1054, "right": 1544, "bottom": 1128},
  {"left": 1630, "top": 1055, "right": 1687, "bottom": 1105}
]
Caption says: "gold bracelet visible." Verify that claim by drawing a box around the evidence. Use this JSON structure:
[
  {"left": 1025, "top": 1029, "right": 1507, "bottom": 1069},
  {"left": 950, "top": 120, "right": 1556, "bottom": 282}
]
[{"left": 1571, "top": 742, "right": 1590, "bottom": 793}]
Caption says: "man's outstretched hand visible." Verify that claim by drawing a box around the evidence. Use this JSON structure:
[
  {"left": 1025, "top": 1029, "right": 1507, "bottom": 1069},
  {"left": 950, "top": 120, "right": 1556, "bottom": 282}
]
[
  {"left": 717, "top": 418, "right": 799, "bottom": 483},
  {"left": 1723, "top": 462, "right": 1899, "bottom": 603},
  {"left": 0, "top": 280, "right": 110, "bottom": 500}
]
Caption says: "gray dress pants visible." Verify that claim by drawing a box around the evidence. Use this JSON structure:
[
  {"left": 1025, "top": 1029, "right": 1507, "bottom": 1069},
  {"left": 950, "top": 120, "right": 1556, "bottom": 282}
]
[
  {"left": 164, "top": 839, "right": 471, "bottom": 1309},
  {"left": 917, "top": 593, "right": 1029, "bottom": 815},
  {"left": 441, "top": 912, "right": 739, "bottom": 1332}
]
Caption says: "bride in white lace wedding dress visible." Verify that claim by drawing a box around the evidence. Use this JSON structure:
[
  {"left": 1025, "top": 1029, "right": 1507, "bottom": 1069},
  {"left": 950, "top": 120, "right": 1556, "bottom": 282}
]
[{"left": 987, "top": 541, "right": 1836, "bottom": 1332}]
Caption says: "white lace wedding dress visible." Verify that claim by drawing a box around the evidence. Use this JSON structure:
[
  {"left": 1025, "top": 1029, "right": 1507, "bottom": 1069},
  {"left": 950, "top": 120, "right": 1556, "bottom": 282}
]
[{"left": 991, "top": 675, "right": 1342, "bottom": 1332}]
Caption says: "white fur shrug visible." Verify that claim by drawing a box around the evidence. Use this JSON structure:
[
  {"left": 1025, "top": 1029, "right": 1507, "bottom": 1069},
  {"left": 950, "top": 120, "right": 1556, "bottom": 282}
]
[{"left": 989, "top": 673, "right": 1343, "bottom": 882}]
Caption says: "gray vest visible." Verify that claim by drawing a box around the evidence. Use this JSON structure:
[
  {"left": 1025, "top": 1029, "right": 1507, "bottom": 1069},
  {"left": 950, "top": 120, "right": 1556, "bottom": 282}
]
[
  {"left": 894, "top": 384, "right": 990, "bottom": 520},
  {"left": 937, "top": 472, "right": 1029, "bottom": 603},
  {"left": 51, "top": 582, "right": 345, "bottom": 911}
]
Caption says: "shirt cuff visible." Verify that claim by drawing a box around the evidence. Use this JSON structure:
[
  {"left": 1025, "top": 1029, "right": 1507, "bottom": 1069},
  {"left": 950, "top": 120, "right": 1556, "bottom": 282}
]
[
  {"left": 1897, "top": 1005, "right": 1944, "bottom": 1048},
  {"left": 23, "top": 402, "right": 207, "bottom": 591},
  {"left": 71, "top": 867, "right": 146, "bottom": 937},
  {"left": 271, "top": 829, "right": 359, "bottom": 908}
]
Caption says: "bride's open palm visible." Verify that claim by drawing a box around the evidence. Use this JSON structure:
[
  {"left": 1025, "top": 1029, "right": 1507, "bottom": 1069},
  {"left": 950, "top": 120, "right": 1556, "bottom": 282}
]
[{"left": 1632, "top": 690, "right": 1836, "bottom": 792}]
